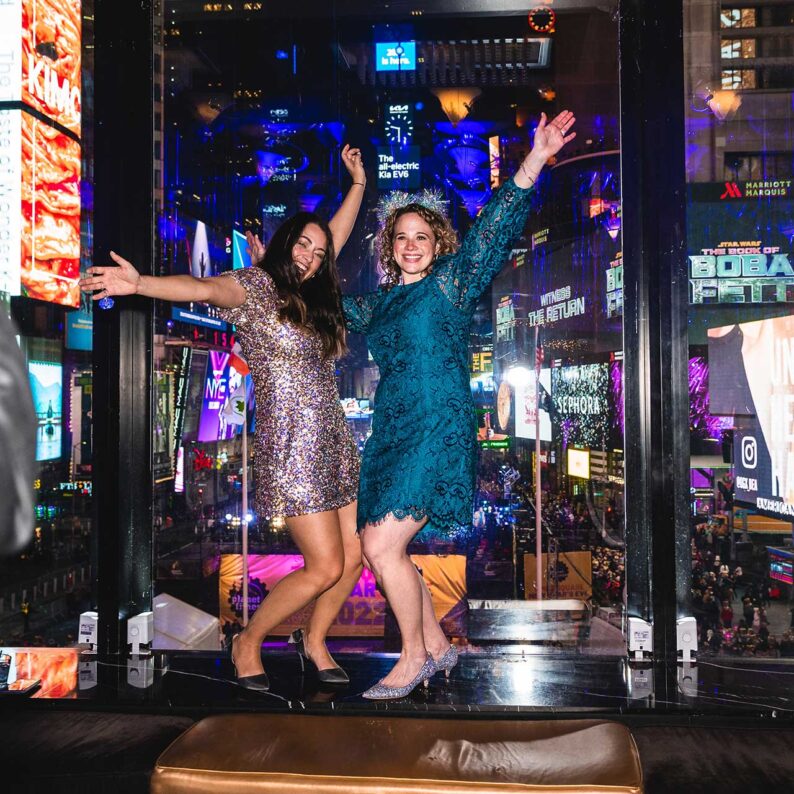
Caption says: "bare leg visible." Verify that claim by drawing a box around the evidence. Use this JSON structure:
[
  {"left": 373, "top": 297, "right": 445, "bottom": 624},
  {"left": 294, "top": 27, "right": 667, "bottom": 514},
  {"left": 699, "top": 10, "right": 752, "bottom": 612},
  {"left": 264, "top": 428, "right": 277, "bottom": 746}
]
[
  {"left": 361, "top": 515, "right": 429, "bottom": 688},
  {"left": 233, "top": 510, "right": 345, "bottom": 677},
  {"left": 304, "top": 500, "right": 363, "bottom": 670},
  {"left": 364, "top": 544, "right": 447, "bottom": 657},
  {"left": 414, "top": 566, "right": 450, "bottom": 660}
]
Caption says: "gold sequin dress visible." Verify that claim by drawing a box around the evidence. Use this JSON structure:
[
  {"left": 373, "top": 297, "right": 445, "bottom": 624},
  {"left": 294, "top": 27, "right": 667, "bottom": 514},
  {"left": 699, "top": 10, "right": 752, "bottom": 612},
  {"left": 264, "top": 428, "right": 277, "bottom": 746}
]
[{"left": 216, "top": 266, "right": 359, "bottom": 518}]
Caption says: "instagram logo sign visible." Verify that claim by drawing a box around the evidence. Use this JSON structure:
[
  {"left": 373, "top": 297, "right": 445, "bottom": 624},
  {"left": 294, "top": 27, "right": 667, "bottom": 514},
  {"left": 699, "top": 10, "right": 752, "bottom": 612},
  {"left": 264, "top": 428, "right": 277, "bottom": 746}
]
[{"left": 741, "top": 436, "right": 758, "bottom": 470}]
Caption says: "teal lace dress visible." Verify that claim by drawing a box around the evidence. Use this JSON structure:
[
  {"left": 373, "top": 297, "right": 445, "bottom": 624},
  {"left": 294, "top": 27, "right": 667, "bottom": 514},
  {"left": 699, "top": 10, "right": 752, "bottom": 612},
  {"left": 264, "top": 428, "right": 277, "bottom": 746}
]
[{"left": 343, "top": 178, "right": 534, "bottom": 537}]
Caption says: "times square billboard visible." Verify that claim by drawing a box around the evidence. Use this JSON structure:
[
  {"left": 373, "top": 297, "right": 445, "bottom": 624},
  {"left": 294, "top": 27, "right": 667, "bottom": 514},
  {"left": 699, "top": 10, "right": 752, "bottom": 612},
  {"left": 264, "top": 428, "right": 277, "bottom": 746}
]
[
  {"left": 490, "top": 156, "right": 624, "bottom": 457},
  {"left": 0, "top": 0, "right": 82, "bottom": 307},
  {"left": 690, "top": 182, "right": 794, "bottom": 520}
]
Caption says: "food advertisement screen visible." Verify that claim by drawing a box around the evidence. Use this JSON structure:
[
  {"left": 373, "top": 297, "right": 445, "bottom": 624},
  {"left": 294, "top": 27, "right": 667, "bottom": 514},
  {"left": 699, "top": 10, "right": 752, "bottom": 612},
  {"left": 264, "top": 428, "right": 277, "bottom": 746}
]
[
  {"left": 0, "top": 1, "right": 82, "bottom": 306},
  {"left": 22, "top": 113, "right": 81, "bottom": 306},
  {"left": 22, "top": 0, "right": 82, "bottom": 136}
]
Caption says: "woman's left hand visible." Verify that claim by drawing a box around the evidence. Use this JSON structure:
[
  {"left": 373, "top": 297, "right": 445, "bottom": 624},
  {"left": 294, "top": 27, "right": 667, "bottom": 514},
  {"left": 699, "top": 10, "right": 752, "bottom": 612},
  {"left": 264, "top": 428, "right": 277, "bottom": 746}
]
[
  {"left": 340, "top": 144, "right": 366, "bottom": 186},
  {"left": 532, "top": 110, "right": 577, "bottom": 159},
  {"left": 245, "top": 231, "right": 266, "bottom": 265}
]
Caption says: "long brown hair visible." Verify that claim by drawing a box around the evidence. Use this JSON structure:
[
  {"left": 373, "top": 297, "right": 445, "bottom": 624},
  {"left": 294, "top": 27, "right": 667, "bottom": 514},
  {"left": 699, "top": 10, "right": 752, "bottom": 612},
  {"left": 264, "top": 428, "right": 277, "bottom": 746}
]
[
  {"left": 259, "top": 212, "right": 347, "bottom": 359},
  {"left": 376, "top": 204, "right": 459, "bottom": 288}
]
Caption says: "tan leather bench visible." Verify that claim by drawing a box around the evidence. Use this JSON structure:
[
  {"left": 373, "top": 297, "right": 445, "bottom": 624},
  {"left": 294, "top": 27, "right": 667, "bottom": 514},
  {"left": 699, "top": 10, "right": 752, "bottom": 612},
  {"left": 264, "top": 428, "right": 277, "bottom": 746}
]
[{"left": 151, "top": 713, "right": 643, "bottom": 793}]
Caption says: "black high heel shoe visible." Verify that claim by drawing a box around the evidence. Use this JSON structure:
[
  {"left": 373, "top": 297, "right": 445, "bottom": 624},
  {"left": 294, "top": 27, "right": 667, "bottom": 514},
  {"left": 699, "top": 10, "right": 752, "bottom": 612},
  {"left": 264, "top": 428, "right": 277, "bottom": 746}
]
[
  {"left": 289, "top": 629, "right": 349, "bottom": 685},
  {"left": 229, "top": 633, "right": 270, "bottom": 691}
]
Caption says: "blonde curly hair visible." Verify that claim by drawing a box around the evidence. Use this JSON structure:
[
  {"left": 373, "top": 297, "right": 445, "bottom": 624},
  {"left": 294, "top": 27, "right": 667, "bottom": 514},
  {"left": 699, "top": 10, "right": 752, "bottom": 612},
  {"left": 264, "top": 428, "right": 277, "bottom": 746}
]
[{"left": 376, "top": 203, "right": 459, "bottom": 288}]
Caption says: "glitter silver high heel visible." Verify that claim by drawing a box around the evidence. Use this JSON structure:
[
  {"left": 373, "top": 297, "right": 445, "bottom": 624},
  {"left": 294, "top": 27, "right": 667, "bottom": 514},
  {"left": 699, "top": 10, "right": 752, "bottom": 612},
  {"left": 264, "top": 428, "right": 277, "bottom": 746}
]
[
  {"left": 432, "top": 644, "right": 459, "bottom": 679},
  {"left": 362, "top": 655, "right": 435, "bottom": 700}
]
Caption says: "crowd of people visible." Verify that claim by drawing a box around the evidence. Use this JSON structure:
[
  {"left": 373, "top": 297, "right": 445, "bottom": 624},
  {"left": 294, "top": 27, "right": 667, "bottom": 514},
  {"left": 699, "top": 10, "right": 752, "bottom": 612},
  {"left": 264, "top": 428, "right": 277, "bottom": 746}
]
[
  {"left": 473, "top": 456, "right": 625, "bottom": 605},
  {"left": 691, "top": 517, "right": 794, "bottom": 657},
  {"left": 591, "top": 546, "right": 624, "bottom": 606}
]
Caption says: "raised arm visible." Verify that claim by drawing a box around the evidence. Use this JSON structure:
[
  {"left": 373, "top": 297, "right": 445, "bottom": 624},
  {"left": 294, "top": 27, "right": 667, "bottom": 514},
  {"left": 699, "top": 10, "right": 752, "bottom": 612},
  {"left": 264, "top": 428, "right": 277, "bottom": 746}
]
[
  {"left": 328, "top": 144, "right": 366, "bottom": 252},
  {"left": 80, "top": 251, "right": 247, "bottom": 309},
  {"left": 512, "top": 110, "right": 576, "bottom": 189},
  {"left": 435, "top": 110, "right": 577, "bottom": 313}
]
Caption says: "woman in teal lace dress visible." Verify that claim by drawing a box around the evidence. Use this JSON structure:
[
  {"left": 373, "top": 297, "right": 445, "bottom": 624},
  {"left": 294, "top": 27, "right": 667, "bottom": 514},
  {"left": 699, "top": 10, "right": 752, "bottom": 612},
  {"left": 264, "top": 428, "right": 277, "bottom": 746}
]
[{"left": 344, "top": 111, "right": 577, "bottom": 698}]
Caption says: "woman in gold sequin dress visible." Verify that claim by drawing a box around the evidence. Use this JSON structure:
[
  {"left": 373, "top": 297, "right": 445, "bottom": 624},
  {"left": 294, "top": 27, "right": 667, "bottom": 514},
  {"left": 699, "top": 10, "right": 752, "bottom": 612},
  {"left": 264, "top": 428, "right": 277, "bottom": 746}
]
[{"left": 81, "top": 147, "right": 368, "bottom": 690}]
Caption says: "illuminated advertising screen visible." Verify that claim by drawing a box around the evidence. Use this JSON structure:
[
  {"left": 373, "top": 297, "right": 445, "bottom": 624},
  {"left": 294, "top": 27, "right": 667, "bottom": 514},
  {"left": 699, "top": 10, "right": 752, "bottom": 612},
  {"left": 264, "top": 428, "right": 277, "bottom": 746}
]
[
  {"left": 65, "top": 307, "right": 92, "bottom": 350},
  {"left": 341, "top": 398, "right": 373, "bottom": 419},
  {"left": 197, "top": 350, "right": 243, "bottom": 443},
  {"left": 0, "top": 108, "right": 81, "bottom": 306},
  {"left": 606, "top": 252, "right": 623, "bottom": 318},
  {"left": 767, "top": 548, "right": 793, "bottom": 586},
  {"left": 384, "top": 103, "right": 414, "bottom": 146},
  {"left": 28, "top": 359, "right": 62, "bottom": 461},
  {"left": 170, "top": 220, "right": 228, "bottom": 328},
  {"left": 470, "top": 346, "right": 494, "bottom": 405},
  {"left": 551, "top": 363, "right": 612, "bottom": 449},
  {"left": 375, "top": 41, "right": 416, "bottom": 71},
  {"left": 181, "top": 349, "right": 208, "bottom": 444},
  {"left": 2, "top": 648, "right": 78, "bottom": 699},
  {"left": 0, "top": 2, "right": 82, "bottom": 306},
  {"left": 377, "top": 145, "right": 421, "bottom": 190},
  {"left": 0, "top": 0, "right": 82, "bottom": 134},
  {"left": 190, "top": 221, "right": 214, "bottom": 279},
  {"left": 514, "top": 368, "right": 552, "bottom": 442},
  {"left": 21, "top": 114, "right": 81, "bottom": 306},
  {"left": 709, "top": 316, "right": 794, "bottom": 519},
  {"left": 0, "top": 111, "right": 23, "bottom": 297},
  {"left": 21, "top": 0, "right": 82, "bottom": 136},
  {"left": 567, "top": 448, "right": 591, "bottom": 479},
  {"left": 232, "top": 229, "right": 252, "bottom": 270},
  {"left": 687, "top": 189, "right": 793, "bottom": 306},
  {"left": 153, "top": 371, "right": 176, "bottom": 482}
]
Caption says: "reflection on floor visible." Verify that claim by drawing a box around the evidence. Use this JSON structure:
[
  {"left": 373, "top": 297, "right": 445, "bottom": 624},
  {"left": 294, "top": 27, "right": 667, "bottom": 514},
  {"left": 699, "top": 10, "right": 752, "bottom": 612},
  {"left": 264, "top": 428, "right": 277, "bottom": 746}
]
[
  {"left": 155, "top": 646, "right": 794, "bottom": 716},
  {"left": 164, "top": 649, "right": 636, "bottom": 712},
  {"left": 15, "top": 644, "right": 781, "bottom": 717}
]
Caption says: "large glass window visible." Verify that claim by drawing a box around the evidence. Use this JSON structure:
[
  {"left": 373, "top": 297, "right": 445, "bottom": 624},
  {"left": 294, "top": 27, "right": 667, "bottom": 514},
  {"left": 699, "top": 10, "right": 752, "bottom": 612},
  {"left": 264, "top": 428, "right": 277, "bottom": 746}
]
[
  {"left": 2, "top": 0, "right": 94, "bottom": 648},
  {"left": 150, "top": 2, "right": 627, "bottom": 673},
  {"left": 684, "top": 0, "right": 794, "bottom": 660}
]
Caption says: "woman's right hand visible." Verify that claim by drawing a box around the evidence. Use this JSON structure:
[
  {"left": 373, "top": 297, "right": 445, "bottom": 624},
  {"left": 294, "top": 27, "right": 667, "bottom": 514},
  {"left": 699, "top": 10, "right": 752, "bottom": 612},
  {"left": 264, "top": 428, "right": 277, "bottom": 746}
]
[
  {"left": 79, "top": 251, "right": 141, "bottom": 299},
  {"left": 341, "top": 144, "right": 366, "bottom": 186},
  {"left": 245, "top": 231, "right": 266, "bottom": 265}
]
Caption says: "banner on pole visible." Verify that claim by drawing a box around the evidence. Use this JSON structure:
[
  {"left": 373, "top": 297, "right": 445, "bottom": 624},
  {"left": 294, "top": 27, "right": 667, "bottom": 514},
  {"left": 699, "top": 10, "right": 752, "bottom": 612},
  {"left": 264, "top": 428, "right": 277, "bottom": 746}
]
[
  {"left": 523, "top": 551, "right": 592, "bottom": 600},
  {"left": 410, "top": 554, "right": 467, "bottom": 635},
  {"left": 219, "top": 554, "right": 386, "bottom": 637}
]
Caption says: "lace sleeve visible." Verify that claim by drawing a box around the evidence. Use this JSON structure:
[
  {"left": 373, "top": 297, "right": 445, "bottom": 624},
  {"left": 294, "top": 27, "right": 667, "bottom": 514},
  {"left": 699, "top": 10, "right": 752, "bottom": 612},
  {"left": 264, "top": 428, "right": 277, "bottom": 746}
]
[
  {"left": 342, "top": 292, "right": 380, "bottom": 335},
  {"left": 214, "top": 267, "right": 277, "bottom": 327},
  {"left": 434, "top": 177, "right": 534, "bottom": 312}
]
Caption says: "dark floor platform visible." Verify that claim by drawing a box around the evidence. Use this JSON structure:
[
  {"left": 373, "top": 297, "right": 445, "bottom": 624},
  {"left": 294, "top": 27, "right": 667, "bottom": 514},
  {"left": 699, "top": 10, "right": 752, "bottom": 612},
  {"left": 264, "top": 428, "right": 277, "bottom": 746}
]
[
  {"left": 4, "top": 647, "right": 794, "bottom": 793},
  {"left": 5, "top": 639, "right": 794, "bottom": 717}
]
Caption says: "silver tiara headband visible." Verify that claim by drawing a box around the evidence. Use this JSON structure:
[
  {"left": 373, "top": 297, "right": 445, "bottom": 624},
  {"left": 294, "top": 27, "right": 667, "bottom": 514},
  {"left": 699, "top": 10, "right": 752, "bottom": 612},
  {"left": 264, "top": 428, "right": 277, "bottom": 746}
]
[{"left": 375, "top": 188, "right": 450, "bottom": 225}]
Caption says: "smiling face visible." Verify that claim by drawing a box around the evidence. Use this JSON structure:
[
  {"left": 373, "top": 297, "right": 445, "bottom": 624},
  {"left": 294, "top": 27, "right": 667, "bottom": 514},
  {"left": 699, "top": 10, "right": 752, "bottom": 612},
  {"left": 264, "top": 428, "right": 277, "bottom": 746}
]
[
  {"left": 291, "top": 222, "right": 328, "bottom": 281},
  {"left": 391, "top": 212, "right": 440, "bottom": 284}
]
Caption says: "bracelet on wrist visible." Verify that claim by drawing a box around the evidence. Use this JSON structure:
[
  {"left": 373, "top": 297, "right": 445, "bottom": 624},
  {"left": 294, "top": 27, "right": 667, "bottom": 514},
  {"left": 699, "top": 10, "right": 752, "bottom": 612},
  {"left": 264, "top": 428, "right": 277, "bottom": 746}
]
[
  {"left": 352, "top": 181, "right": 366, "bottom": 187},
  {"left": 519, "top": 161, "right": 537, "bottom": 185}
]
